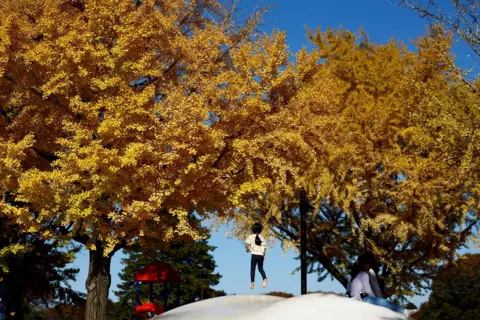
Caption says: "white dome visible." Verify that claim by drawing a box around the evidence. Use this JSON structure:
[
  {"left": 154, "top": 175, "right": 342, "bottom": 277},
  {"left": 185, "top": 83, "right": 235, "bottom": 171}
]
[{"left": 155, "top": 293, "right": 405, "bottom": 320}]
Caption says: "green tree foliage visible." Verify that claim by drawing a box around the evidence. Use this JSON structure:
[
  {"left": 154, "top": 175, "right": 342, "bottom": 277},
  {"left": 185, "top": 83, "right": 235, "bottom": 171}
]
[
  {"left": 109, "top": 235, "right": 225, "bottom": 320},
  {"left": 25, "top": 303, "right": 86, "bottom": 320},
  {"left": 0, "top": 218, "right": 84, "bottom": 320},
  {"left": 421, "top": 254, "right": 480, "bottom": 320}
]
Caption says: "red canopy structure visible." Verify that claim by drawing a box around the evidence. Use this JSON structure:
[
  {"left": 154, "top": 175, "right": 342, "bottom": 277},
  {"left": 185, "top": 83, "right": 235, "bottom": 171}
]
[
  {"left": 135, "top": 261, "right": 181, "bottom": 283},
  {"left": 134, "top": 261, "right": 181, "bottom": 319}
]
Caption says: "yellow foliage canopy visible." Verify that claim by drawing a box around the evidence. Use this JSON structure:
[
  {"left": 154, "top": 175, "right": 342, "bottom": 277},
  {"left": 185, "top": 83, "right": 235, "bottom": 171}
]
[
  {"left": 0, "top": 0, "right": 290, "bottom": 256},
  {"left": 223, "top": 28, "right": 480, "bottom": 297},
  {"left": 0, "top": 0, "right": 478, "bottom": 302}
]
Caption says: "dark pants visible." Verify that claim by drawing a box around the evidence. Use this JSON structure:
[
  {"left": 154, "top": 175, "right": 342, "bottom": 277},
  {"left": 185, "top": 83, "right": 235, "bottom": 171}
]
[{"left": 250, "top": 254, "right": 267, "bottom": 282}]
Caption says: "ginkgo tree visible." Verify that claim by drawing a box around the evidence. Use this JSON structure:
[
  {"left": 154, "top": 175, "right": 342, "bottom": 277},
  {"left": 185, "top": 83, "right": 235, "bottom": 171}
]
[
  {"left": 222, "top": 27, "right": 480, "bottom": 299},
  {"left": 2, "top": 2, "right": 479, "bottom": 319},
  {"left": 0, "top": 0, "right": 290, "bottom": 319}
]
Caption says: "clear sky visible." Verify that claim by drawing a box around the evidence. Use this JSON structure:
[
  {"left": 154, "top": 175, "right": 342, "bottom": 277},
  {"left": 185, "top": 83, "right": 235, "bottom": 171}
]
[{"left": 69, "top": 0, "right": 478, "bottom": 309}]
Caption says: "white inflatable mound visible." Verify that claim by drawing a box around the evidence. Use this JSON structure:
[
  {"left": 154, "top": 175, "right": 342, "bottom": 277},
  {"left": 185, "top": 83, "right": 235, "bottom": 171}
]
[{"left": 155, "top": 293, "right": 405, "bottom": 320}]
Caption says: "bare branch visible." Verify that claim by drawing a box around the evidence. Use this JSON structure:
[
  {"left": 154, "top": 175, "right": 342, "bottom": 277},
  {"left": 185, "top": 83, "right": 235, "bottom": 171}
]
[{"left": 400, "top": 0, "right": 480, "bottom": 57}]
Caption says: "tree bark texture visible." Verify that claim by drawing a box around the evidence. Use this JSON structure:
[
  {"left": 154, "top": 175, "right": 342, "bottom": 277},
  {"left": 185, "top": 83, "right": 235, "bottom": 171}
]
[{"left": 85, "top": 244, "right": 112, "bottom": 320}]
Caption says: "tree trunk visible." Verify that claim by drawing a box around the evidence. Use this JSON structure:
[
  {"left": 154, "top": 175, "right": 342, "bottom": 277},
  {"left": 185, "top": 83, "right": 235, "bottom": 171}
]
[{"left": 85, "top": 244, "right": 112, "bottom": 320}]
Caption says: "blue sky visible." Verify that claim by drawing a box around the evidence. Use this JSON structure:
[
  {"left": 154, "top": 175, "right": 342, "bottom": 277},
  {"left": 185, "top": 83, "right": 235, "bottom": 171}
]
[{"left": 69, "top": 0, "right": 478, "bottom": 308}]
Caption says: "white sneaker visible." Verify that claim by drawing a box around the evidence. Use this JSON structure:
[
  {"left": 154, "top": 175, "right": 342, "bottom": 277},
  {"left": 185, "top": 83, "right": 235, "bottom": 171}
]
[{"left": 404, "top": 309, "right": 420, "bottom": 319}]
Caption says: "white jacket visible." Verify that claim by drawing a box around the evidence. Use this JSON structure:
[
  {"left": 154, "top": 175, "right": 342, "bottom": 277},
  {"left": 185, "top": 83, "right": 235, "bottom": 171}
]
[{"left": 245, "top": 234, "right": 267, "bottom": 256}]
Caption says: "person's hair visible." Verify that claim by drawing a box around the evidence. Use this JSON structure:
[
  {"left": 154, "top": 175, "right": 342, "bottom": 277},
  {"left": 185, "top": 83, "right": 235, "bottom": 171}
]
[
  {"left": 358, "top": 252, "right": 375, "bottom": 267},
  {"left": 349, "top": 262, "right": 360, "bottom": 281},
  {"left": 0, "top": 269, "right": 4, "bottom": 278},
  {"left": 350, "top": 252, "right": 376, "bottom": 281},
  {"left": 252, "top": 223, "right": 263, "bottom": 245}
]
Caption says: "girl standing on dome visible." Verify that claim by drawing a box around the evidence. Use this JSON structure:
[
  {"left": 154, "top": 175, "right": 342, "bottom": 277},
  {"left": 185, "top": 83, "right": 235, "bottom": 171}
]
[{"left": 245, "top": 223, "right": 268, "bottom": 289}]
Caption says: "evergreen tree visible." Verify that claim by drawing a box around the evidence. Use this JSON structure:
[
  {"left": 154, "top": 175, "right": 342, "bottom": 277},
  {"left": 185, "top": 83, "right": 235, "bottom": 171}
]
[
  {"left": 0, "top": 218, "right": 84, "bottom": 320},
  {"left": 109, "top": 235, "right": 225, "bottom": 320}
]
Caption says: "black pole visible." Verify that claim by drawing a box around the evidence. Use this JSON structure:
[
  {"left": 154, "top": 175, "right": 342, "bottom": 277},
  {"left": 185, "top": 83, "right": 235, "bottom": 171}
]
[
  {"left": 163, "top": 280, "right": 168, "bottom": 311},
  {"left": 149, "top": 282, "right": 153, "bottom": 302},
  {"left": 300, "top": 189, "right": 308, "bottom": 295}
]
